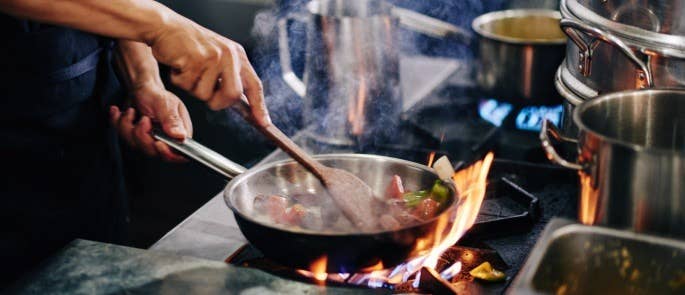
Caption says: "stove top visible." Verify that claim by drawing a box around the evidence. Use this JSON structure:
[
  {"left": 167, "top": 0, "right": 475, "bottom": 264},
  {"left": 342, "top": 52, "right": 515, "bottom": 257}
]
[{"left": 221, "top": 79, "right": 576, "bottom": 293}]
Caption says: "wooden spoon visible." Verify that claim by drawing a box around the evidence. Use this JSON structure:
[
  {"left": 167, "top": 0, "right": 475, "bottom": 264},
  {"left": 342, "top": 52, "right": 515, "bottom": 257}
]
[{"left": 233, "top": 98, "right": 380, "bottom": 231}]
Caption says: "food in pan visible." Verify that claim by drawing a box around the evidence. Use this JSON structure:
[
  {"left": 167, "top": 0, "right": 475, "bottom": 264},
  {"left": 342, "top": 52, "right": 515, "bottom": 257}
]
[{"left": 252, "top": 175, "right": 451, "bottom": 233}]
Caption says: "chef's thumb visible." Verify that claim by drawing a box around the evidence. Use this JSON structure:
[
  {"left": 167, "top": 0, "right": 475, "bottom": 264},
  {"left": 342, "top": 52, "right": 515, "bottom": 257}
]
[{"left": 157, "top": 103, "right": 187, "bottom": 140}]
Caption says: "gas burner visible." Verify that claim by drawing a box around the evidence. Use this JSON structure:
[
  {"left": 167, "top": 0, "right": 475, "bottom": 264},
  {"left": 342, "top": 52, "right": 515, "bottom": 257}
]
[{"left": 226, "top": 243, "right": 508, "bottom": 294}]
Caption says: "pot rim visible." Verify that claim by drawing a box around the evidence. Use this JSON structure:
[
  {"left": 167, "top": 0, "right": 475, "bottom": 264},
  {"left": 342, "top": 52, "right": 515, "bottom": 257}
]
[
  {"left": 573, "top": 89, "right": 685, "bottom": 155},
  {"left": 223, "top": 153, "right": 460, "bottom": 237},
  {"left": 472, "top": 9, "right": 567, "bottom": 45},
  {"left": 562, "top": 0, "right": 685, "bottom": 56}
]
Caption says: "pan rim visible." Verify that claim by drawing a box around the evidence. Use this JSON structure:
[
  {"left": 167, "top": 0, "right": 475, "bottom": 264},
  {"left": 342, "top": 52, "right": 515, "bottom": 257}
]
[{"left": 223, "top": 153, "right": 460, "bottom": 237}]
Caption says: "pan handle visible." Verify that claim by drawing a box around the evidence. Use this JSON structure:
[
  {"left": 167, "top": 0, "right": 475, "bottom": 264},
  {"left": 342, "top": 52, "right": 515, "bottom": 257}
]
[
  {"left": 540, "top": 119, "right": 582, "bottom": 170},
  {"left": 153, "top": 132, "right": 247, "bottom": 179},
  {"left": 560, "top": 18, "right": 653, "bottom": 88}
]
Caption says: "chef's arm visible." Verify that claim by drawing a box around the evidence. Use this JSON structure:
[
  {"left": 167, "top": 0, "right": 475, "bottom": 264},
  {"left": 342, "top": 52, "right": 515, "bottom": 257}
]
[
  {"left": 115, "top": 40, "right": 163, "bottom": 92},
  {"left": 0, "top": 0, "right": 270, "bottom": 125},
  {"left": 0, "top": 0, "right": 173, "bottom": 44}
]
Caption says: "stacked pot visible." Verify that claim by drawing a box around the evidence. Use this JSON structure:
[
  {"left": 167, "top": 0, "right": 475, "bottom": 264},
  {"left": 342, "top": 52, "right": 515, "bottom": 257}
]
[
  {"left": 556, "top": 0, "right": 685, "bottom": 133},
  {"left": 544, "top": 0, "right": 685, "bottom": 239}
]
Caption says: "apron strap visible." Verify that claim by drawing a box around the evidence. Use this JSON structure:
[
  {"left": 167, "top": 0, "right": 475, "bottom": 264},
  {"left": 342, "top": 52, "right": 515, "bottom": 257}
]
[{"left": 44, "top": 47, "right": 103, "bottom": 83}]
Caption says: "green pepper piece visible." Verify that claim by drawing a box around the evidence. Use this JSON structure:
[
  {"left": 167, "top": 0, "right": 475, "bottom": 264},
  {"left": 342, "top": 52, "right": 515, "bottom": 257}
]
[
  {"left": 430, "top": 180, "right": 449, "bottom": 204},
  {"left": 403, "top": 190, "right": 429, "bottom": 207}
]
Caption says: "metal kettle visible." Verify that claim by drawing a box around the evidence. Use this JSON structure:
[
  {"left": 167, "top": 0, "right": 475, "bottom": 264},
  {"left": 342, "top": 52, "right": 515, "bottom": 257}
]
[{"left": 278, "top": 0, "right": 469, "bottom": 146}]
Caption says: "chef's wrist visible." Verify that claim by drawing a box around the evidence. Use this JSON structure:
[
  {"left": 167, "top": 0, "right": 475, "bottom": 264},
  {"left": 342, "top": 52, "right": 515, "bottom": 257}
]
[{"left": 116, "top": 41, "right": 163, "bottom": 90}]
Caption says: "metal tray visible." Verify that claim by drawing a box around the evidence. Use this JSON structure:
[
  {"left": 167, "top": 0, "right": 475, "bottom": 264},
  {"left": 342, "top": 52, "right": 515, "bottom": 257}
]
[{"left": 509, "top": 218, "right": 685, "bottom": 294}]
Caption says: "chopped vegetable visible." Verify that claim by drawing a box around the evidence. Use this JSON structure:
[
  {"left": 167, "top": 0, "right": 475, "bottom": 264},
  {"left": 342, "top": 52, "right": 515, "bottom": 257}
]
[
  {"left": 385, "top": 175, "right": 405, "bottom": 199},
  {"left": 430, "top": 180, "right": 449, "bottom": 204},
  {"left": 403, "top": 190, "right": 430, "bottom": 207},
  {"left": 433, "top": 156, "right": 455, "bottom": 180},
  {"left": 284, "top": 204, "right": 307, "bottom": 225},
  {"left": 469, "top": 262, "right": 506, "bottom": 282},
  {"left": 413, "top": 198, "right": 439, "bottom": 220}
]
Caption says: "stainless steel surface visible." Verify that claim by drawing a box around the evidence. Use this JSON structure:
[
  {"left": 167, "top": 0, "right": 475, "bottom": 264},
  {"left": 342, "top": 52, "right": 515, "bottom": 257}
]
[
  {"left": 279, "top": 0, "right": 401, "bottom": 146},
  {"left": 541, "top": 89, "right": 685, "bottom": 238},
  {"left": 509, "top": 218, "right": 685, "bottom": 295},
  {"left": 559, "top": 0, "right": 685, "bottom": 100},
  {"left": 472, "top": 9, "right": 566, "bottom": 103},
  {"left": 560, "top": 18, "right": 652, "bottom": 87},
  {"left": 223, "top": 153, "right": 446, "bottom": 234},
  {"left": 278, "top": 0, "right": 466, "bottom": 145},
  {"left": 391, "top": 6, "right": 472, "bottom": 43},
  {"left": 567, "top": 0, "right": 685, "bottom": 48},
  {"left": 540, "top": 120, "right": 582, "bottom": 170},
  {"left": 153, "top": 133, "right": 246, "bottom": 179}
]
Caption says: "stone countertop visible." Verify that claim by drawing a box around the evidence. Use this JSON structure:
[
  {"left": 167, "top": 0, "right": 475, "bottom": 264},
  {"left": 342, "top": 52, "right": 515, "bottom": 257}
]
[
  {"left": 150, "top": 55, "right": 463, "bottom": 261},
  {"left": 8, "top": 239, "right": 386, "bottom": 294}
]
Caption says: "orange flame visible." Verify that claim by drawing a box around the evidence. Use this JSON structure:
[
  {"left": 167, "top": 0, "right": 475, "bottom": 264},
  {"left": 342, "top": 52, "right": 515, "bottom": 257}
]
[
  {"left": 579, "top": 173, "right": 599, "bottom": 225},
  {"left": 422, "top": 152, "right": 494, "bottom": 270},
  {"left": 309, "top": 256, "right": 328, "bottom": 283},
  {"left": 427, "top": 152, "right": 436, "bottom": 167}
]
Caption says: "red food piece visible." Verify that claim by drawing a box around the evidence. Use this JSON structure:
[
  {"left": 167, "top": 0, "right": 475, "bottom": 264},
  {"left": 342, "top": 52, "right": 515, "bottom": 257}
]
[
  {"left": 285, "top": 204, "right": 307, "bottom": 226},
  {"left": 261, "top": 195, "right": 288, "bottom": 223},
  {"left": 413, "top": 198, "right": 439, "bottom": 220},
  {"left": 385, "top": 175, "right": 405, "bottom": 199},
  {"left": 387, "top": 199, "right": 421, "bottom": 225}
]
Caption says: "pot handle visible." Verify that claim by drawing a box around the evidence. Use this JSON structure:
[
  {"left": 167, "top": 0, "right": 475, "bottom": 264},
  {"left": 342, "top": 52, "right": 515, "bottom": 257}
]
[
  {"left": 391, "top": 6, "right": 472, "bottom": 44},
  {"left": 278, "top": 16, "right": 307, "bottom": 97},
  {"left": 540, "top": 119, "right": 582, "bottom": 170},
  {"left": 153, "top": 132, "right": 247, "bottom": 179},
  {"left": 560, "top": 18, "right": 653, "bottom": 88}
]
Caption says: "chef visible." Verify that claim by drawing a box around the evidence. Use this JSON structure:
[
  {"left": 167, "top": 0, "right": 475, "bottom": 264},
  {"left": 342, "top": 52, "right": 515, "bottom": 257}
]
[{"left": 0, "top": 0, "right": 269, "bottom": 284}]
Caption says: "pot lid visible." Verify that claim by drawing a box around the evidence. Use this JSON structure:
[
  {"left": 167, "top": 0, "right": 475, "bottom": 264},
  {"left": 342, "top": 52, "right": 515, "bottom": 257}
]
[{"left": 562, "top": 0, "right": 685, "bottom": 56}]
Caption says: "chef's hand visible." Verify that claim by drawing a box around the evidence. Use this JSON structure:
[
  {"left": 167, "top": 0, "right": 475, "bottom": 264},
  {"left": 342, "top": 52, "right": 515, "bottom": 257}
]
[
  {"left": 112, "top": 41, "right": 192, "bottom": 162},
  {"left": 148, "top": 19, "right": 271, "bottom": 127},
  {"left": 109, "top": 81, "right": 192, "bottom": 162}
]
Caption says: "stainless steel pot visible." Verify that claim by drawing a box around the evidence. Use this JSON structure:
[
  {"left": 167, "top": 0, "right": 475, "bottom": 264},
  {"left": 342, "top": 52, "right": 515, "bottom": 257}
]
[
  {"left": 473, "top": 9, "right": 567, "bottom": 104},
  {"left": 278, "top": 0, "right": 469, "bottom": 146},
  {"left": 540, "top": 89, "right": 685, "bottom": 238},
  {"left": 559, "top": 0, "right": 685, "bottom": 100}
]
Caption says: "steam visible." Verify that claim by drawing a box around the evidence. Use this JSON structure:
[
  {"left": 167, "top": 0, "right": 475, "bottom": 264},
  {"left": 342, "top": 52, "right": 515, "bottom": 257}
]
[{"left": 205, "top": 0, "right": 518, "bottom": 145}]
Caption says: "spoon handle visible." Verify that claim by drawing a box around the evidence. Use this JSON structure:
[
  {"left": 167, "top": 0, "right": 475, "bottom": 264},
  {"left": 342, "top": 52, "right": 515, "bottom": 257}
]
[{"left": 232, "top": 98, "right": 326, "bottom": 180}]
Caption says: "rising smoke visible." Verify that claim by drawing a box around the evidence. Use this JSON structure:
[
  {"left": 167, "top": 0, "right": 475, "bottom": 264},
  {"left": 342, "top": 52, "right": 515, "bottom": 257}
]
[{"left": 206, "top": 0, "right": 539, "bottom": 144}]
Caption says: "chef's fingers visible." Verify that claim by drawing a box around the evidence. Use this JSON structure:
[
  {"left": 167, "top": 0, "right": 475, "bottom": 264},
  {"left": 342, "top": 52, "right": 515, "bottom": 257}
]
[
  {"left": 208, "top": 44, "right": 243, "bottom": 111},
  {"left": 154, "top": 141, "right": 188, "bottom": 163},
  {"left": 117, "top": 108, "right": 138, "bottom": 149},
  {"left": 178, "top": 101, "right": 194, "bottom": 137},
  {"left": 191, "top": 48, "right": 223, "bottom": 102},
  {"left": 170, "top": 64, "right": 203, "bottom": 95},
  {"left": 239, "top": 53, "right": 270, "bottom": 127},
  {"left": 133, "top": 116, "right": 159, "bottom": 157},
  {"left": 155, "top": 92, "right": 188, "bottom": 140},
  {"left": 109, "top": 106, "right": 121, "bottom": 126}
]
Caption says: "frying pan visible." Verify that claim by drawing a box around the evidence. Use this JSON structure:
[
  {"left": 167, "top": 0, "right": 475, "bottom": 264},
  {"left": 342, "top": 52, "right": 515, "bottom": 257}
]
[{"left": 155, "top": 134, "right": 459, "bottom": 273}]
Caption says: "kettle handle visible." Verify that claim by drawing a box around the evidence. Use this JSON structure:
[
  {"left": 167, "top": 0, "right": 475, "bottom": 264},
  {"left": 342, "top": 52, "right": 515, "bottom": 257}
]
[
  {"left": 391, "top": 6, "right": 472, "bottom": 44},
  {"left": 278, "top": 17, "right": 306, "bottom": 97}
]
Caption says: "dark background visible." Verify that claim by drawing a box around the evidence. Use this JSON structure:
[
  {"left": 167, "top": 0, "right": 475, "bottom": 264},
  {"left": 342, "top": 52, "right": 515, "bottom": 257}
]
[{"left": 124, "top": 0, "right": 559, "bottom": 248}]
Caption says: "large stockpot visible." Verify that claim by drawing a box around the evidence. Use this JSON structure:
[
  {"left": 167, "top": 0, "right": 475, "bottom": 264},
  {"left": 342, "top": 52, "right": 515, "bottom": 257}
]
[
  {"left": 540, "top": 89, "right": 685, "bottom": 238},
  {"left": 473, "top": 9, "right": 567, "bottom": 105},
  {"left": 559, "top": 0, "right": 685, "bottom": 100},
  {"left": 278, "top": 0, "right": 470, "bottom": 146},
  {"left": 153, "top": 134, "right": 459, "bottom": 272}
]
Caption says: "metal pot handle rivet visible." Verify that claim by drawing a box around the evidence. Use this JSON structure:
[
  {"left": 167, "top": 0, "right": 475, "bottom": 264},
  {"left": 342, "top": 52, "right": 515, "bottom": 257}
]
[
  {"left": 540, "top": 119, "right": 583, "bottom": 170},
  {"left": 560, "top": 18, "right": 654, "bottom": 88}
]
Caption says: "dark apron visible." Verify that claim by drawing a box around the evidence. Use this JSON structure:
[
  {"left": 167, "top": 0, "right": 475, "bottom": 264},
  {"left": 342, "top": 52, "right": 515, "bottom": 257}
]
[{"left": 0, "top": 16, "right": 127, "bottom": 284}]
